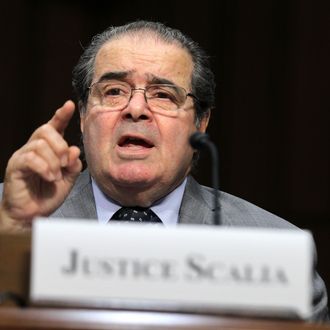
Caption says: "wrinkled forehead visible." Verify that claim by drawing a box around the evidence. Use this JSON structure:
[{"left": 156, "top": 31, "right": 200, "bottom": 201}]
[{"left": 93, "top": 34, "right": 194, "bottom": 89}]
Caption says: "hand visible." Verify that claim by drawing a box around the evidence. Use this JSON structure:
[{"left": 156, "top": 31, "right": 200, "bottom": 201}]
[{"left": 0, "top": 100, "right": 82, "bottom": 229}]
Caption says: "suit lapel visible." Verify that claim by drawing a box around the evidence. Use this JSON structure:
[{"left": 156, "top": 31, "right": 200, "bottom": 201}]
[
  {"left": 179, "top": 176, "right": 215, "bottom": 225},
  {"left": 51, "top": 169, "right": 98, "bottom": 220}
]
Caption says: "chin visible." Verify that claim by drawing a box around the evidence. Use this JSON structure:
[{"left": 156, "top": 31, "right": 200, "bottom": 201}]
[{"left": 110, "top": 165, "right": 159, "bottom": 187}]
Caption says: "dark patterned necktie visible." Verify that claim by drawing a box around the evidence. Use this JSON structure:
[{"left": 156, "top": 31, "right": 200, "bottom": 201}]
[{"left": 110, "top": 207, "right": 162, "bottom": 223}]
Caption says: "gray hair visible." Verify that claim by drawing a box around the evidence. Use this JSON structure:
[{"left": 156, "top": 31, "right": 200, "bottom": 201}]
[{"left": 72, "top": 20, "right": 216, "bottom": 125}]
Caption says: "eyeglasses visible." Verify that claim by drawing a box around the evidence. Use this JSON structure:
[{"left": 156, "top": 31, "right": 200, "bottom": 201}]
[{"left": 88, "top": 80, "right": 198, "bottom": 112}]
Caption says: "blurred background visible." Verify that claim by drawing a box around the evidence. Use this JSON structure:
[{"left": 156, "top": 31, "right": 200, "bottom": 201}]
[{"left": 1, "top": 0, "right": 329, "bottom": 307}]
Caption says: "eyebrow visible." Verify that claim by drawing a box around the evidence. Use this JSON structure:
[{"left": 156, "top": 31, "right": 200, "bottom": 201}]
[
  {"left": 96, "top": 71, "right": 130, "bottom": 83},
  {"left": 149, "top": 75, "right": 176, "bottom": 86},
  {"left": 95, "top": 71, "right": 177, "bottom": 87}
]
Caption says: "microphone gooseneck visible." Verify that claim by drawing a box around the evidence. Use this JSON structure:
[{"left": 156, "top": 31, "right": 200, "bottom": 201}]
[{"left": 189, "top": 132, "right": 221, "bottom": 226}]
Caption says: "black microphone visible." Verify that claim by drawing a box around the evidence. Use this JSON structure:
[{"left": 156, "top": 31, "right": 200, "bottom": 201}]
[{"left": 189, "top": 132, "right": 221, "bottom": 225}]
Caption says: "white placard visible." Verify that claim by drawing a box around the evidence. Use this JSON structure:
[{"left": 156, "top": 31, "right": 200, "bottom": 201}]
[{"left": 30, "top": 219, "right": 312, "bottom": 319}]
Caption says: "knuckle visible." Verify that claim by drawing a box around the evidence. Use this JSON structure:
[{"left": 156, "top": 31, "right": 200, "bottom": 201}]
[
  {"left": 23, "top": 151, "right": 37, "bottom": 163},
  {"left": 24, "top": 152, "right": 50, "bottom": 173},
  {"left": 30, "top": 124, "right": 51, "bottom": 140},
  {"left": 10, "top": 149, "right": 22, "bottom": 160},
  {"left": 34, "top": 139, "right": 47, "bottom": 149},
  {"left": 38, "top": 123, "right": 50, "bottom": 134},
  {"left": 7, "top": 148, "right": 26, "bottom": 168}
]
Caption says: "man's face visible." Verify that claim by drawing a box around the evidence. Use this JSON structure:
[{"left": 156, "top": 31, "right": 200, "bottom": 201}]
[{"left": 80, "top": 34, "right": 209, "bottom": 206}]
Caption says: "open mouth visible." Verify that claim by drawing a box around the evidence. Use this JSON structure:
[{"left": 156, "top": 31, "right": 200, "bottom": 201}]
[{"left": 118, "top": 136, "right": 154, "bottom": 148}]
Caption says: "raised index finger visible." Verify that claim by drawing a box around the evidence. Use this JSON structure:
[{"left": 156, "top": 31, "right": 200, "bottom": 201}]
[{"left": 48, "top": 100, "right": 76, "bottom": 135}]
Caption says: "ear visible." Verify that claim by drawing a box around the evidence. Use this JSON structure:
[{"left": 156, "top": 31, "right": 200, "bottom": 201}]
[
  {"left": 197, "top": 110, "right": 210, "bottom": 133},
  {"left": 79, "top": 101, "right": 85, "bottom": 134},
  {"left": 80, "top": 114, "right": 84, "bottom": 134}
]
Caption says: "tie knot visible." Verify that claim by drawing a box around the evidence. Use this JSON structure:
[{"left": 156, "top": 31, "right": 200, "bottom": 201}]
[{"left": 110, "top": 207, "right": 162, "bottom": 223}]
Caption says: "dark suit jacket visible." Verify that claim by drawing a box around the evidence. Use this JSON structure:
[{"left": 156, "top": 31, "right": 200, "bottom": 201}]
[{"left": 0, "top": 169, "right": 328, "bottom": 321}]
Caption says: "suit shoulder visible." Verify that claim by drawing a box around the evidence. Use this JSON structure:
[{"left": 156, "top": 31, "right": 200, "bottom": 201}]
[{"left": 198, "top": 183, "right": 297, "bottom": 229}]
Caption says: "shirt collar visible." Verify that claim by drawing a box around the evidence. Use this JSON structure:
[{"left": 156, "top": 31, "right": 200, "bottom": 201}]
[{"left": 91, "top": 177, "right": 187, "bottom": 226}]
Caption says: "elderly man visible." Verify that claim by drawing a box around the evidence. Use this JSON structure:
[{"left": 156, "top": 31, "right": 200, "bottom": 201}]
[{"left": 0, "top": 21, "right": 328, "bottom": 320}]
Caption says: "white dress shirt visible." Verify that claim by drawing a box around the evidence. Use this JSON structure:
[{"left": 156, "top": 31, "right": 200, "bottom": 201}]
[{"left": 91, "top": 178, "right": 187, "bottom": 226}]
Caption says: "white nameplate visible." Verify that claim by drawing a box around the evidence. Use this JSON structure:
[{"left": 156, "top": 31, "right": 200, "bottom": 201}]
[{"left": 30, "top": 219, "right": 312, "bottom": 319}]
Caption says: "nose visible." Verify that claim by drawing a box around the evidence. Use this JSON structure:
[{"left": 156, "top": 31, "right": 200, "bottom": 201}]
[{"left": 121, "top": 89, "right": 151, "bottom": 121}]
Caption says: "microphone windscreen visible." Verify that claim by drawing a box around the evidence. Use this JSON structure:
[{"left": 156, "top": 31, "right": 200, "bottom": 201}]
[{"left": 189, "top": 132, "right": 209, "bottom": 149}]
